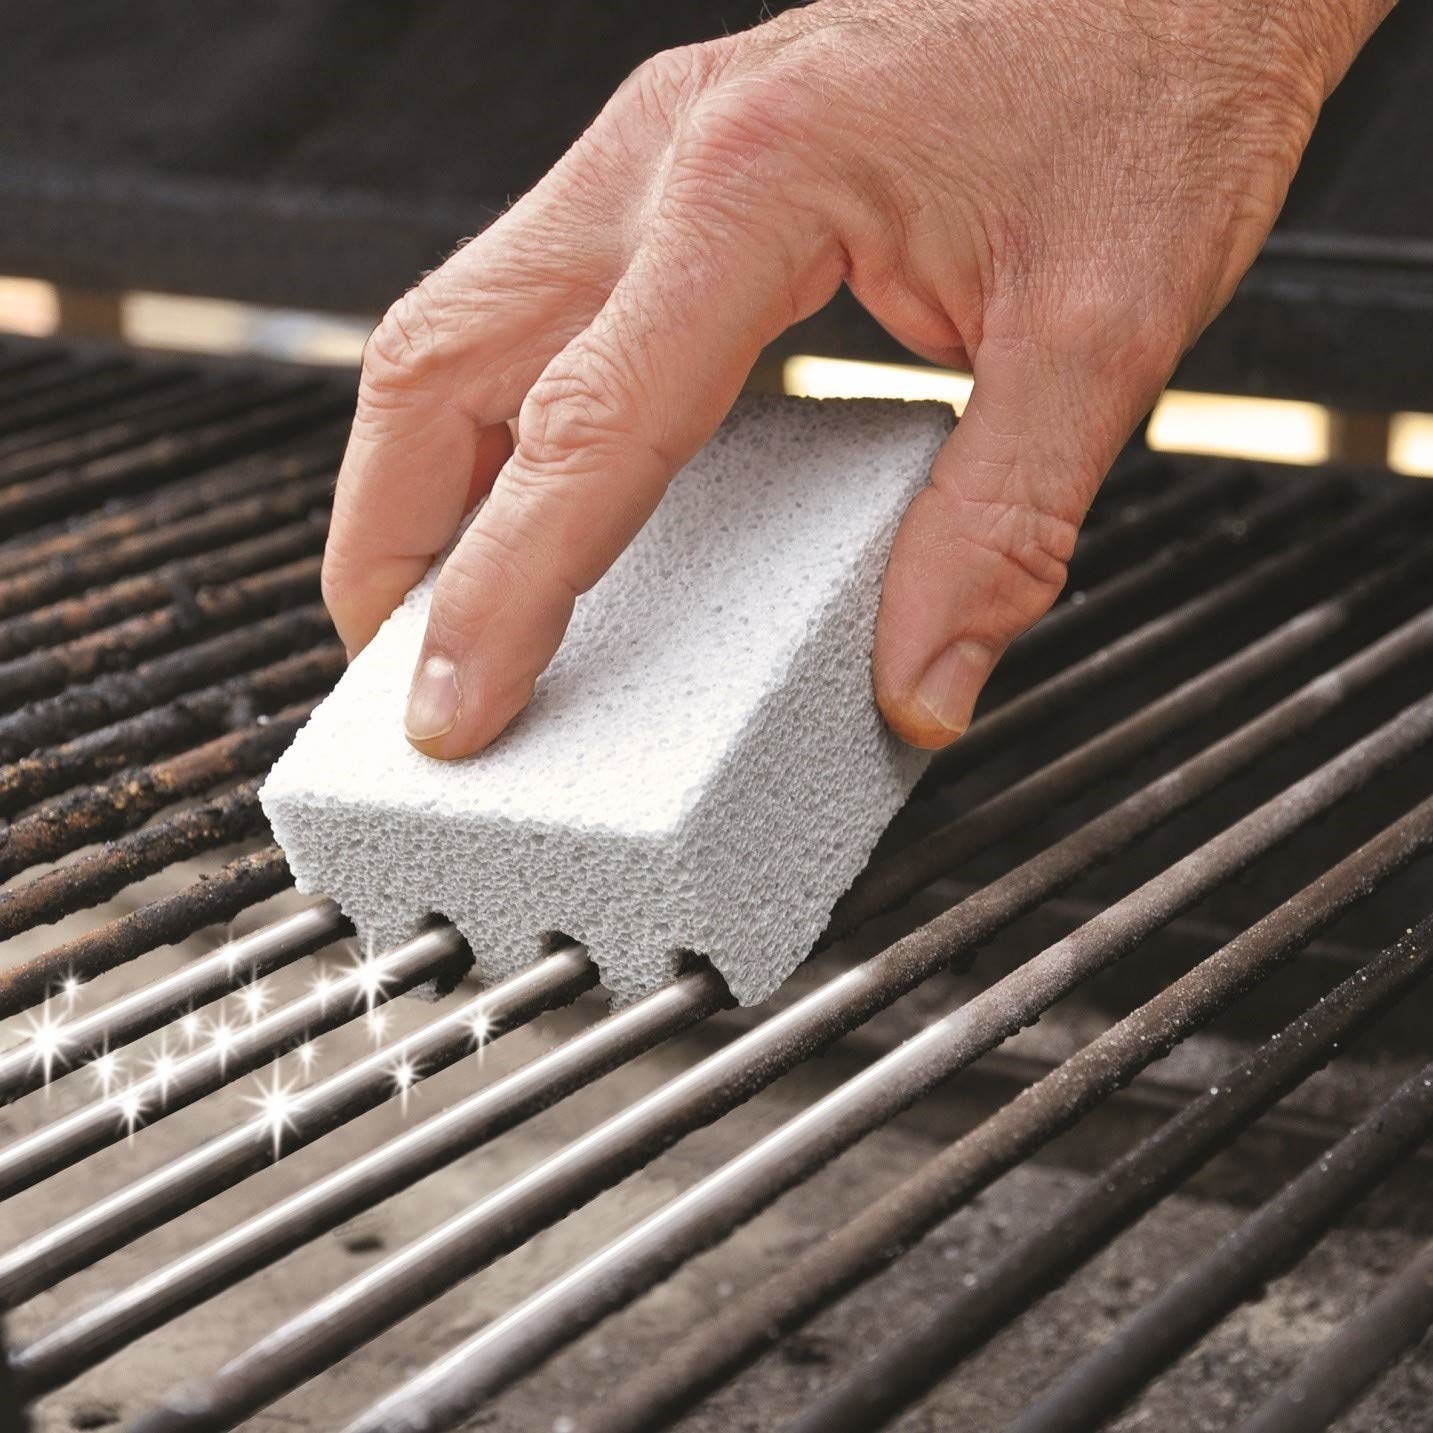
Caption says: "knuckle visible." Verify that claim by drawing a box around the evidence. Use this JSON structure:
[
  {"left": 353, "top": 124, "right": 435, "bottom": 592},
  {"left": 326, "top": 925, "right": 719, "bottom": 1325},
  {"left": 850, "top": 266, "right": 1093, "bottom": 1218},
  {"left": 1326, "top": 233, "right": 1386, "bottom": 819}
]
[
  {"left": 1044, "top": 288, "right": 1182, "bottom": 393},
  {"left": 518, "top": 355, "right": 642, "bottom": 472},
  {"left": 622, "top": 42, "right": 725, "bottom": 113},
  {"left": 951, "top": 492, "right": 1080, "bottom": 608},
  {"left": 604, "top": 40, "right": 739, "bottom": 145},
  {"left": 359, "top": 284, "right": 458, "bottom": 402},
  {"left": 675, "top": 71, "right": 812, "bottom": 187},
  {"left": 319, "top": 551, "right": 346, "bottom": 611}
]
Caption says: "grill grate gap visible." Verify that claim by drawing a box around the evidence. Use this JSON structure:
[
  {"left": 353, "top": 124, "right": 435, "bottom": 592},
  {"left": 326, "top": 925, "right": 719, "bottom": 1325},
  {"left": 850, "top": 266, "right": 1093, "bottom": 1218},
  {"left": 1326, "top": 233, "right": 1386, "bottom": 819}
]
[{"left": 0, "top": 333, "right": 1430, "bottom": 1433}]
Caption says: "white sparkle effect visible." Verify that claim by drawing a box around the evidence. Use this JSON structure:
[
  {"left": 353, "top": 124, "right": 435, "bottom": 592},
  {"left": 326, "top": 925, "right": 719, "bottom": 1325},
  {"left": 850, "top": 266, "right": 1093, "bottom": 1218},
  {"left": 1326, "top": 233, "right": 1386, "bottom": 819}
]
[
  {"left": 244, "top": 1067, "right": 301, "bottom": 1160},
  {"left": 309, "top": 971, "right": 337, "bottom": 1010},
  {"left": 179, "top": 1010, "right": 208, "bottom": 1049},
  {"left": 144, "top": 1037, "right": 180, "bottom": 1101},
  {"left": 236, "top": 978, "right": 270, "bottom": 1023},
  {"left": 209, "top": 1018, "right": 240, "bottom": 1073},
  {"left": 20, "top": 1002, "right": 70, "bottom": 1088},
  {"left": 87, "top": 1046, "right": 124, "bottom": 1099},
  {"left": 0, "top": 923, "right": 477, "bottom": 1175},
  {"left": 113, "top": 1082, "right": 147, "bottom": 1140},
  {"left": 467, "top": 1007, "right": 496, "bottom": 1067},
  {"left": 347, "top": 949, "right": 395, "bottom": 1012},
  {"left": 389, "top": 1057, "right": 419, "bottom": 1112}
]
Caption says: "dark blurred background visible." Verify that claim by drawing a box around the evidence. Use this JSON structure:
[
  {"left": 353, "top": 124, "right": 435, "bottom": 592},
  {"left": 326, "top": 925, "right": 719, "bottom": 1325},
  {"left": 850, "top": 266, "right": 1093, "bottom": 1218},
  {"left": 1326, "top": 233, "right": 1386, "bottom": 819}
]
[{"left": 0, "top": 1, "right": 1429, "bottom": 448}]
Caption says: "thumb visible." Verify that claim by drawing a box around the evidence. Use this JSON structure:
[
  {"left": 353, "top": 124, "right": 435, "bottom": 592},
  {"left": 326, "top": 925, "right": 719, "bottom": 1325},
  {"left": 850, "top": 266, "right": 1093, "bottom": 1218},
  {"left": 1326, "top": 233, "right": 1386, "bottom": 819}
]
[{"left": 873, "top": 321, "right": 1168, "bottom": 748}]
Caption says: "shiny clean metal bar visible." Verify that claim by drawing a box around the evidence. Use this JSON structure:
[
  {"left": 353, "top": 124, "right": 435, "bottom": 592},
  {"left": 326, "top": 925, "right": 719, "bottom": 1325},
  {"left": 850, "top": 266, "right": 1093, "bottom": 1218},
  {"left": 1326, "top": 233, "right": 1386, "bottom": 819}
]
[
  {"left": 0, "top": 903, "right": 348, "bottom": 1103},
  {"left": 785, "top": 915, "right": 1433, "bottom": 1433},
  {"left": 123, "top": 627, "right": 1433, "bottom": 1433},
  {"left": 1238, "top": 1235, "right": 1433, "bottom": 1433},
  {"left": 0, "top": 947, "right": 598, "bottom": 1315},
  {"left": 11, "top": 966, "right": 724, "bottom": 1393},
  {"left": 339, "top": 740, "right": 1433, "bottom": 1433},
  {"left": 507, "top": 795, "right": 1433, "bottom": 1433},
  {"left": 0, "top": 926, "right": 470, "bottom": 1200}
]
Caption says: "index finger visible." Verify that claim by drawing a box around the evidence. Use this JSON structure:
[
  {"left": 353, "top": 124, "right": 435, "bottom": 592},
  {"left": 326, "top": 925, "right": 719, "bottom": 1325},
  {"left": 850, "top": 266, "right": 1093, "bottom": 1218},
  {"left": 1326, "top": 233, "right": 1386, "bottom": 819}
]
[{"left": 403, "top": 224, "right": 839, "bottom": 757}]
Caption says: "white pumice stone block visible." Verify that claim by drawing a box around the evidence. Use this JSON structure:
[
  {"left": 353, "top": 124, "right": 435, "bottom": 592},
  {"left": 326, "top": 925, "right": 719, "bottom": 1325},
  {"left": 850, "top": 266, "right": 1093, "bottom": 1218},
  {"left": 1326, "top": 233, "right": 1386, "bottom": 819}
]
[{"left": 261, "top": 395, "right": 951, "bottom": 1006}]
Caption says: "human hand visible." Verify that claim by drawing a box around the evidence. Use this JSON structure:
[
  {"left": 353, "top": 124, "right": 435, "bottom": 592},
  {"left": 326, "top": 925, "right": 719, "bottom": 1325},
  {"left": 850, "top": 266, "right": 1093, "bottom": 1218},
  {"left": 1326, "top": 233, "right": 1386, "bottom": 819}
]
[{"left": 321, "top": 0, "right": 1390, "bottom": 758}]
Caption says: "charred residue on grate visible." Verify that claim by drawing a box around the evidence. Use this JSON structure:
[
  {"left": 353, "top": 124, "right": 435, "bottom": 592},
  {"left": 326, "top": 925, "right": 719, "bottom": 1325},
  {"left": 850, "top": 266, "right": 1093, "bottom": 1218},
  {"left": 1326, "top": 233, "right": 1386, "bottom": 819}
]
[{"left": 0, "top": 332, "right": 1430, "bottom": 1433}]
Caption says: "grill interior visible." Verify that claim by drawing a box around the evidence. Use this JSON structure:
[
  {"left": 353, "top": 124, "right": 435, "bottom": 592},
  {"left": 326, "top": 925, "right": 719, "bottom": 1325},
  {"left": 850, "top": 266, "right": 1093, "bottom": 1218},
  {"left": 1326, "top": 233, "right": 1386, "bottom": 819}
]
[{"left": 1, "top": 332, "right": 1431, "bottom": 1433}]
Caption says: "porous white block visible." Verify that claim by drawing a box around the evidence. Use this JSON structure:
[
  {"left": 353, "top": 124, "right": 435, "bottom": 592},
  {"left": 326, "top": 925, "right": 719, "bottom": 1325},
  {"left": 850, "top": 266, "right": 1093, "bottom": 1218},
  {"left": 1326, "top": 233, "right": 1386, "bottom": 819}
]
[{"left": 261, "top": 395, "right": 950, "bottom": 1005}]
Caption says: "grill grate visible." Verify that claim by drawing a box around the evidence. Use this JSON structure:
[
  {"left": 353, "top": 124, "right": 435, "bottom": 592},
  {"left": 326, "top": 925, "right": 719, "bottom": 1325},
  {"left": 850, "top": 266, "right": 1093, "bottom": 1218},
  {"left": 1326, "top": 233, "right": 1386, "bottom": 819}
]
[{"left": 0, "top": 332, "right": 1430, "bottom": 1433}]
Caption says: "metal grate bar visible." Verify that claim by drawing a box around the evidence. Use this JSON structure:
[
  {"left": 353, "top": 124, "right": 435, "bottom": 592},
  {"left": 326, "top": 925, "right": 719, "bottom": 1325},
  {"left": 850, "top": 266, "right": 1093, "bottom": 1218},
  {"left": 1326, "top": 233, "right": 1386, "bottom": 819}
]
[
  {"left": 0, "top": 904, "right": 347, "bottom": 1103},
  {"left": 0, "top": 556, "right": 323, "bottom": 708},
  {"left": 0, "top": 519, "right": 328, "bottom": 662},
  {"left": 1239, "top": 1235, "right": 1433, "bottom": 1433},
  {"left": 0, "top": 371, "right": 219, "bottom": 467},
  {"left": 0, "top": 703, "right": 313, "bottom": 882},
  {"left": 1059, "top": 463, "right": 1251, "bottom": 588},
  {"left": 929, "top": 486, "right": 1428, "bottom": 782},
  {"left": 335, "top": 774, "right": 1433, "bottom": 1433},
  {"left": 987, "top": 476, "right": 1347, "bottom": 678},
  {"left": 840, "top": 550, "right": 1433, "bottom": 941},
  {"left": 0, "top": 359, "right": 189, "bottom": 441},
  {"left": 0, "top": 925, "right": 473, "bottom": 1199},
  {"left": 587, "top": 798, "right": 1433, "bottom": 1433},
  {"left": 7, "top": 968, "right": 731, "bottom": 1398},
  {"left": 116, "top": 644, "right": 1433, "bottom": 1432},
  {"left": 0, "top": 386, "right": 348, "bottom": 531},
  {"left": 996, "top": 1052, "right": 1433, "bottom": 1433},
  {"left": 0, "top": 375, "right": 287, "bottom": 485},
  {"left": 0, "top": 469, "right": 332, "bottom": 628},
  {"left": 1, "top": 336, "right": 1430, "bottom": 1433},
  {"left": 0, "top": 606, "right": 332, "bottom": 761},
  {"left": 0, "top": 946, "right": 598, "bottom": 1326},
  {"left": 778, "top": 913, "right": 1433, "bottom": 1433},
  {"left": 0, "top": 781, "right": 268, "bottom": 942},
  {"left": 0, "top": 645, "right": 343, "bottom": 818},
  {"left": 0, "top": 427, "right": 343, "bottom": 582},
  {"left": 0, "top": 849, "right": 297, "bottom": 1021}
]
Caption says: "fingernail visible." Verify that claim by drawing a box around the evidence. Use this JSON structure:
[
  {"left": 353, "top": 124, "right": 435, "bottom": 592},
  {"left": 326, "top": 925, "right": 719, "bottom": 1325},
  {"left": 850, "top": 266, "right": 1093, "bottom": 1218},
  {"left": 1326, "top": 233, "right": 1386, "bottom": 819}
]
[
  {"left": 914, "top": 640, "right": 996, "bottom": 738},
  {"left": 405, "top": 655, "right": 460, "bottom": 742}
]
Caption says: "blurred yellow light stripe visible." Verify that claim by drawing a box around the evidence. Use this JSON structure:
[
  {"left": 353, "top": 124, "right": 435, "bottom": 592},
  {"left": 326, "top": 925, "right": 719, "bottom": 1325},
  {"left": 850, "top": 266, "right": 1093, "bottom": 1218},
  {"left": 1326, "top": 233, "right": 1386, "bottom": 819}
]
[
  {"left": 782, "top": 354, "right": 1433, "bottom": 475},
  {"left": 1391, "top": 413, "right": 1433, "bottom": 478},
  {"left": 782, "top": 355, "right": 974, "bottom": 413},
  {"left": 1146, "top": 389, "right": 1329, "bottom": 465},
  {"left": 0, "top": 276, "right": 59, "bottom": 336}
]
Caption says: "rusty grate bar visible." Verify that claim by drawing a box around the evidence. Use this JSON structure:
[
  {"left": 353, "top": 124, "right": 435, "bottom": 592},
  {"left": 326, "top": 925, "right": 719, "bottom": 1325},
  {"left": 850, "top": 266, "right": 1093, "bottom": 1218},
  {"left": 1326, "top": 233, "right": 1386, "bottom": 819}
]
[
  {"left": 1, "top": 334, "right": 1431, "bottom": 1433},
  {"left": 109, "top": 664, "right": 1433, "bottom": 1431},
  {"left": 0, "top": 427, "right": 344, "bottom": 582},
  {"left": 0, "top": 849, "right": 297, "bottom": 1021},
  {"left": 0, "top": 645, "right": 343, "bottom": 818}
]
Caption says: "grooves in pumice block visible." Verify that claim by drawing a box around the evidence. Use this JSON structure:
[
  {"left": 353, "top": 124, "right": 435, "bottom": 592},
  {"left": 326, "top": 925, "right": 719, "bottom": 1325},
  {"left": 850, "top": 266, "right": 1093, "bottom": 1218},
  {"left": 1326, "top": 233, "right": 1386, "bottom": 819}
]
[{"left": 261, "top": 395, "right": 951, "bottom": 1006}]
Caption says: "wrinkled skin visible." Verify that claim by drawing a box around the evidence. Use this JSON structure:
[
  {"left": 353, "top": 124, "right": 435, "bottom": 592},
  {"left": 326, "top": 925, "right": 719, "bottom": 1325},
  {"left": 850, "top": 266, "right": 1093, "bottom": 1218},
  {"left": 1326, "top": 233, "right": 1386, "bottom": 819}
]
[{"left": 322, "top": 0, "right": 1391, "bottom": 758}]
